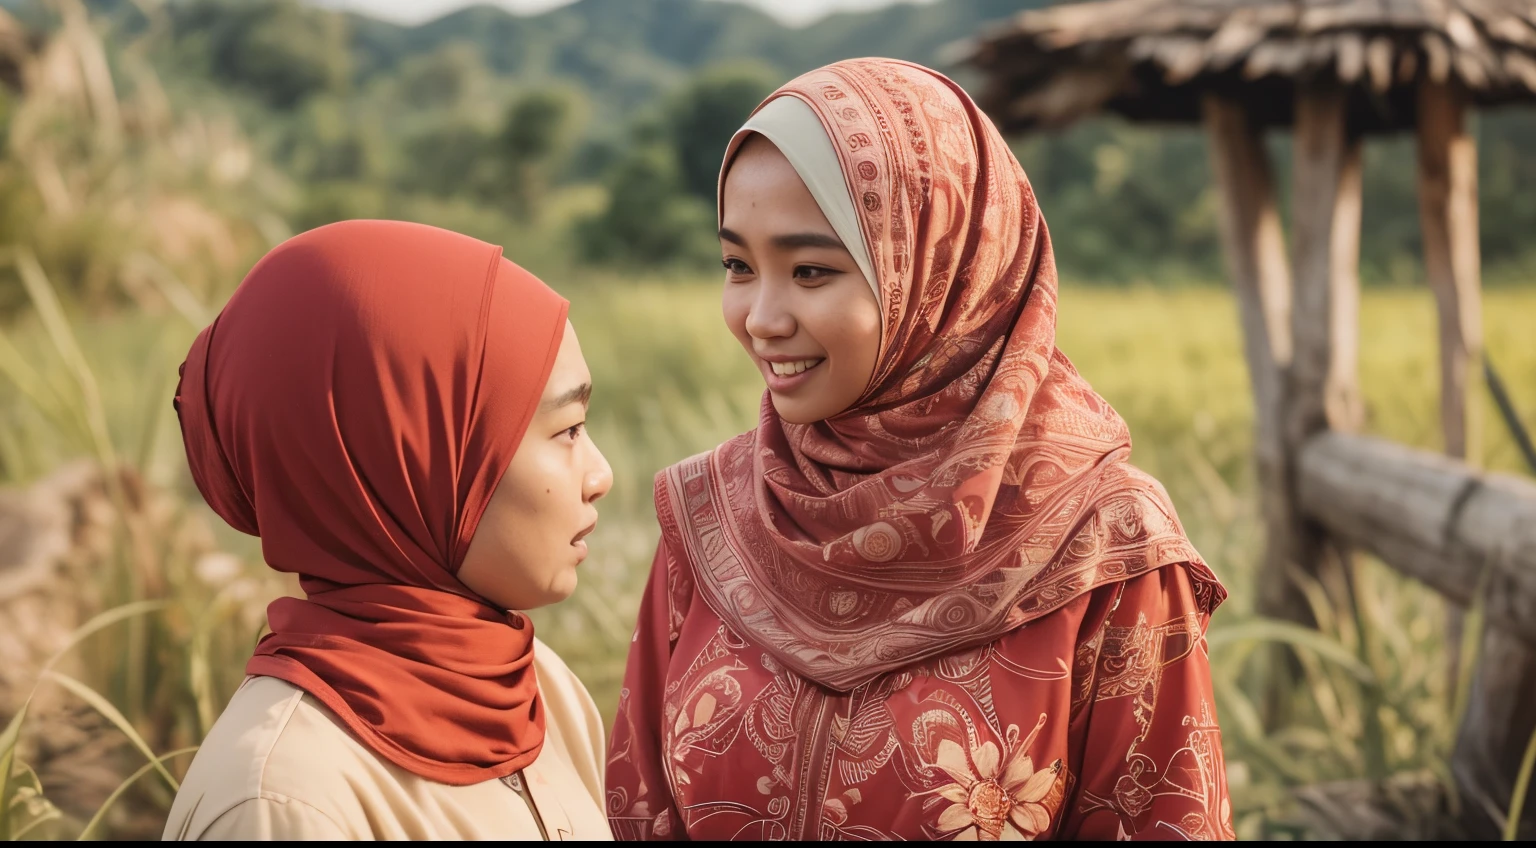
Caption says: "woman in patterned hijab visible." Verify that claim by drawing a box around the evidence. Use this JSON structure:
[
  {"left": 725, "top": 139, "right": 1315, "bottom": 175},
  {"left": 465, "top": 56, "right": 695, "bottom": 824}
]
[{"left": 606, "top": 58, "right": 1234, "bottom": 842}]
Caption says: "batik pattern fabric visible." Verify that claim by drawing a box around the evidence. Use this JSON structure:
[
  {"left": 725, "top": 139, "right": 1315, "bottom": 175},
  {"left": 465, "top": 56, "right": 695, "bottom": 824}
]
[
  {"left": 606, "top": 542, "right": 1234, "bottom": 841},
  {"left": 607, "top": 58, "right": 1232, "bottom": 841}
]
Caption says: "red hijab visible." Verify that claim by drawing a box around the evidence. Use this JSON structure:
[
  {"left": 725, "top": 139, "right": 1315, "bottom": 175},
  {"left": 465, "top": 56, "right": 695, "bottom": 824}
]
[
  {"left": 657, "top": 59, "right": 1224, "bottom": 693},
  {"left": 174, "top": 219, "right": 569, "bottom": 785}
]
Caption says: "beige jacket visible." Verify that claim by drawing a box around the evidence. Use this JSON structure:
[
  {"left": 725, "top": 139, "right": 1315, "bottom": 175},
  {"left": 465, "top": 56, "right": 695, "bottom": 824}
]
[{"left": 162, "top": 640, "right": 612, "bottom": 841}]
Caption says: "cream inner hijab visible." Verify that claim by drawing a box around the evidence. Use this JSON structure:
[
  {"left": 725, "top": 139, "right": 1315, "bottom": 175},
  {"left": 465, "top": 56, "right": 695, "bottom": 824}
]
[{"left": 732, "top": 96, "right": 879, "bottom": 303}]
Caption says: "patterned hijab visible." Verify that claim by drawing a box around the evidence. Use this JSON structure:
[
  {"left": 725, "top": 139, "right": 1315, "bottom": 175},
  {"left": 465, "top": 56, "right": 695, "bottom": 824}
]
[{"left": 656, "top": 59, "right": 1224, "bottom": 693}]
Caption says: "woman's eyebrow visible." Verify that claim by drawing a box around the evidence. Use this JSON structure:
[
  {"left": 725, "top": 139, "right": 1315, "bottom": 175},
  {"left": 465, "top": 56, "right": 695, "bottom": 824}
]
[
  {"left": 718, "top": 227, "right": 846, "bottom": 252},
  {"left": 540, "top": 381, "right": 592, "bottom": 412},
  {"left": 772, "top": 232, "right": 846, "bottom": 251}
]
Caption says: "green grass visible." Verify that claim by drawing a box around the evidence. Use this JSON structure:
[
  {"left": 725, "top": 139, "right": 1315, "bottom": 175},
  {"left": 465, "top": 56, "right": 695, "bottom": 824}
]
[{"left": 1, "top": 274, "right": 1533, "bottom": 839}]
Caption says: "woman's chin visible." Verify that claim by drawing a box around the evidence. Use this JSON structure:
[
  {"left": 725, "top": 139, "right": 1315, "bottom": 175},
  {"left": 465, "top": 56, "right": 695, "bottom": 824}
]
[
  {"left": 769, "top": 390, "right": 856, "bottom": 426},
  {"left": 545, "top": 570, "right": 580, "bottom": 605},
  {"left": 768, "top": 395, "right": 820, "bottom": 425},
  {"left": 499, "top": 572, "right": 578, "bottom": 613}
]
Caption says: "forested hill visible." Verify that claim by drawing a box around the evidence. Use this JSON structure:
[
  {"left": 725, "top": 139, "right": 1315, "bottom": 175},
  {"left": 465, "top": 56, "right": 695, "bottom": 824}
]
[
  {"left": 1, "top": 0, "right": 1530, "bottom": 283},
  {"left": 343, "top": 0, "right": 1049, "bottom": 107}
]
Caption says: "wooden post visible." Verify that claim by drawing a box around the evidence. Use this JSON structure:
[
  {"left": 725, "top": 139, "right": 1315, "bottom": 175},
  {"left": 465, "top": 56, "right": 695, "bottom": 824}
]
[
  {"left": 1276, "top": 86, "right": 1364, "bottom": 624},
  {"left": 1201, "top": 94, "right": 1293, "bottom": 593},
  {"left": 1417, "top": 78, "right": 1487, "bottom": 698},
  {"left": 1202, "top": 95, "right": 1303, "bottom": 718},
  {"left": 1456, "top": 631, "right": 1536, "bottom": 838},
  {"left": 1201, "top": 95, "right": 1292, "bottom": 382},
  {"left": 1291, "top": 86, "right": 1364, "bottom": 445},
  {"left": 1231, "top": 85, "right": 1363, "bottom": 727},
  {"left": 1417, "top": 81, "right": 1483, "bottom": 463},
  {"left": 1417, "top": 78, "right": 1536, "bottom": 840},
  {"left": 1296, "top": 432, "right": 1536, "bottom": 837}
]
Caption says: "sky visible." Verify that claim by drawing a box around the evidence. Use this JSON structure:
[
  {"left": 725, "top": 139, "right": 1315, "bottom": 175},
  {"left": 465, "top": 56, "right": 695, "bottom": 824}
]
[{"left": 311, "top": 0, "right": 940, "bottom": 27}]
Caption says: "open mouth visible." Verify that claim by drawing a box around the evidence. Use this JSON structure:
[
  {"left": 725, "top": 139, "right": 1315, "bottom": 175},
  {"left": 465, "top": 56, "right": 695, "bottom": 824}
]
[
  {"left": 767, "top": 358, "right": 825, "bottom": 377},
  {"left": 760, "top": 355, "right": 827, "bottom": 391}
]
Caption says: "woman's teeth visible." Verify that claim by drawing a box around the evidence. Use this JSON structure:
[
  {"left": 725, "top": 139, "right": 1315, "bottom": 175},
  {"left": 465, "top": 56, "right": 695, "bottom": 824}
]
[{"left": 769, "top": 359, "right": 823, "bottom": 376}]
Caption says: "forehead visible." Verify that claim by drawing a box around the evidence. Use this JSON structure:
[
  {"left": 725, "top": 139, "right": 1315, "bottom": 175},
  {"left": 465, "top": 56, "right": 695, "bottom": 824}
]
[
  {"left": 544, "top": 323, "right": 587, "bottom": 378},
  {"left": 721, "top": 137, "right": 830, "bottom": 230}
]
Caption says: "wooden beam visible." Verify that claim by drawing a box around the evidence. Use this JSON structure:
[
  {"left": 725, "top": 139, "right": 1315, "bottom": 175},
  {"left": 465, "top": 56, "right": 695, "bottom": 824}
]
[
  {"left": 1290, "top": 86, "right": 1364, "bottom": 443},
  {"left": 1455, "top": 628, "right": 1536, "bottom": 839},
  {"left": 1296, "top": 431, "right": 1536, "bottom": 839},
  {"left": 1297, "top": 433, "right": 1536, "bottom": 633},
  {"left": 1201, "top": 95, "right": 1291, "bottom": 399},
  {"left": 1201, "top": 97, "right": 1295, "bottom": 639},
  {"left": 1416, "top": 80, "right": 1484, "bottom": 463},
  {"left": 1418, "top": 80, "right": 1495, "bottom": 810},
  {"left": 1258, "top": 86, "right": 1363, "bottom": 637}
]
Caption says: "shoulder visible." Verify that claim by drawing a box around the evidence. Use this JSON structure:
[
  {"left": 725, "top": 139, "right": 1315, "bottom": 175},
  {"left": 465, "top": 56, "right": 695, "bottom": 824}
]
[
  {"left": 180, "top": 796, "right": 350, "bottom": 840},
  {"left": 532, "top": 637, "right": 597, "bottom": 721},
  {"left": 652, "top": 447, "right": 719, "bottom": 489},
  {"left": 651, "top": 449, "right": 713, "bottom": 519},
  {"left": 650, "top": 432, "right": 755, "bottom": 518},
  {"left": 166, "top": 676, "right": 456, "bottom": 840},
  {"left": 163, "top": 676, "right": 358, "bottom": 839},
  {"left": 531, "top": 638, "right": 606, "bottom": 803},
  {"left": 1109, "top": 562, "right": 1223, "bottom": 628}
]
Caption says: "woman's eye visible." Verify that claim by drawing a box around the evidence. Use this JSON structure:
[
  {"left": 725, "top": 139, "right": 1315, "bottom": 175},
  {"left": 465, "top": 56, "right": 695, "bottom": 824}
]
[
  {"left": 793, "top": 265, "right": 834, "bottom": 282},
  {"left": 562, "top": 422, "right": 585, "bottom": 441},
  {"left": 722, "top": 258, "right": 751, "bottom": 275}
]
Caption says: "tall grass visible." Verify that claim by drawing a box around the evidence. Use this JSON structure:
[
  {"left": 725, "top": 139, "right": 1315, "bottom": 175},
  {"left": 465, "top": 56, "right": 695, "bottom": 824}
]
[
  {"left": 0, "top": 4, "right": 292, "bottom": 834},
  {"left": 3, "top": 274, "right": 1534, "bottom": 839}
]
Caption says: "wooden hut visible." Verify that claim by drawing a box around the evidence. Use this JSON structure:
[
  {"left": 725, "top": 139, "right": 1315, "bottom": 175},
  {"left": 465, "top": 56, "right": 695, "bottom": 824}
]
[{"left": 966, "top": 1, "right": 1536, "bottom": 840}]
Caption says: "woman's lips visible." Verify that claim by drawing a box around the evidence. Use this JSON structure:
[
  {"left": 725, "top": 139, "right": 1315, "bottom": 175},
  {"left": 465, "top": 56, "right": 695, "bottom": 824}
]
[{"left": 572, "top": 521, "right": 596, "bottom": 562}]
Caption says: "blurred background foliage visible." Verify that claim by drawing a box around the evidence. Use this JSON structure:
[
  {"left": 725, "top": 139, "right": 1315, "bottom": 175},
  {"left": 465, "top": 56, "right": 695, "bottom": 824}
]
[
  {"left": 0, "top": 0, "right": 1526, "bottom": 300},
  {"left": 0, "top": 0, "right": 1528, "bottom": 841}
]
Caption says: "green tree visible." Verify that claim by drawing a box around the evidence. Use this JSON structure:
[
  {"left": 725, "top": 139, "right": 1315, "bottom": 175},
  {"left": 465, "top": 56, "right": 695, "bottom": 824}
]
[
  {"left": 577, "top": 143, "right": 715, "bottom": 267},
  {"left": 173, "top": 0, "right": 350, "bottom": 110},
  {"left": 394, "top": 43, "right": 486, "bottom": 111},
  {"left": 283, "top": 97, "right": 383, "bottom": 184},
  {"left": 664, "top": 61, "right": 778, "bottom": 201},
  {"left": 494, "top": 87, "right": 585, "bottom": 219},
  {"left": 570, "top": 62, "right": 772, "bottom": 268},
  {"left": 398, "top": 120, "right": 500, "bottom": 200}
]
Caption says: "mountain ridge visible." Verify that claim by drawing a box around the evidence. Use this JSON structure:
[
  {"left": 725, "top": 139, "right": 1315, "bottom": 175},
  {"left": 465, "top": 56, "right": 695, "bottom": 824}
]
[{"left": 341, "top": 0, "right": 1050, "bottom": 91}]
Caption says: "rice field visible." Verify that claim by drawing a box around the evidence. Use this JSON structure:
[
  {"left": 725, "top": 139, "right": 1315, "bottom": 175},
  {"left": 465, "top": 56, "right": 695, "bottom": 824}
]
[{"left": 0, "top": 274, "right": 1533, "bottom": 839}]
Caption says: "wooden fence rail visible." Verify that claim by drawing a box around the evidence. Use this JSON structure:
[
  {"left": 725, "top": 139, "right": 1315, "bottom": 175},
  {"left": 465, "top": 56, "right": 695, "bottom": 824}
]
[
  {"left": 1296, "top": 431, "right": 1536, "bottom": 839},
  {"left": 1298, "top": 432, "right": 1536, "bottom": 640}
]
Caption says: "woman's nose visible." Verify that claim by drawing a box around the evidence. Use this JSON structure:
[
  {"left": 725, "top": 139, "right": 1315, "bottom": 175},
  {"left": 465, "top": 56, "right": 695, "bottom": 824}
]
[
  {"left": 584, "top": 446, "right": 614, "bottom": 504},
  {"left": 744, "top": 283, "right": 796, "bottom": 340}
]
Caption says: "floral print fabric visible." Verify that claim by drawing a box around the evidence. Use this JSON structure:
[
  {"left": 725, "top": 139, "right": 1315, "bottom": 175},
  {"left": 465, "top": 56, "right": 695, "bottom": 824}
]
[{"left": 606, "top": 542, "right": 1233, "bottom": 841}]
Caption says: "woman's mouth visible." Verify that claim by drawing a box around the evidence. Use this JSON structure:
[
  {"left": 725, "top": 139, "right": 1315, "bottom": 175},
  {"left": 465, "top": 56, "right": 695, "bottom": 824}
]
[
  {"left": 572, "top": 521, "right": 596, "bottom": 562},
  {"left": 762, "top": 357, "right": 825, "bottom": 392}
]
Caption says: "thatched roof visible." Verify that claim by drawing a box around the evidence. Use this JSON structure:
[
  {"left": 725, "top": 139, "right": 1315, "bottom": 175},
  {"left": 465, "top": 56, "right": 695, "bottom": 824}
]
[{"left": 966, "top": 0, "right": 1536, "bottom": 135}]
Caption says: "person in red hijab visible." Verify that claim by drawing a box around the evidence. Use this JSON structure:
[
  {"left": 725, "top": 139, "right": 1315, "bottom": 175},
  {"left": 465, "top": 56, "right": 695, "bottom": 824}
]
[
  {"left": 605, "top": 59, "right": 1234, "bottom": 841},
  {"left": 162, "top": 219, "right": 615, "bottom": 840}
]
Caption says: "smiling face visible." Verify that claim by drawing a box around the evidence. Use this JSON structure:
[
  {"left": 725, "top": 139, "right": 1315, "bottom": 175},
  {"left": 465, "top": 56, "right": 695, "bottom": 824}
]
[
  {"left": 458, "top": 321, "right": 613, "bottom": 612},
  {"left": 719, "top": 134, "right": 882, "bottom": 425}
]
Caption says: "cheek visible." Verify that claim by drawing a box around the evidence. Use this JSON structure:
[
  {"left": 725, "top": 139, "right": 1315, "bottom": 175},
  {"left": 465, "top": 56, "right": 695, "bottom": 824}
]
[
  {"left": 721, "top": 287, "right": 752, "bottom": 343},
  {"left": 494, "top": 456, "right": 562, "bottom": 536},
  {"left": 807, "top": 292, "right": 881, "bottom": 377}
]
